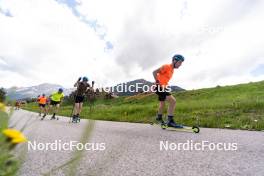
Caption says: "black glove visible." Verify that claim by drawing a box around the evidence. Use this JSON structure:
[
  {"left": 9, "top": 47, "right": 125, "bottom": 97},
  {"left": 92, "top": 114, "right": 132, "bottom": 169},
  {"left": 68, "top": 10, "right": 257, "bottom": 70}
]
[
  {"left": 78, "top": 77, "right": 82, "bottom": 82},
  {"left": 92, "top": 81, "right": 95, "bottom": 85}
]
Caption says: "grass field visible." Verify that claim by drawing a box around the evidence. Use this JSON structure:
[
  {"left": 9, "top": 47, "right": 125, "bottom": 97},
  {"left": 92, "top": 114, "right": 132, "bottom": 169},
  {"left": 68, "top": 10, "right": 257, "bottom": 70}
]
[{"left": 23, "top": 81, "right": 264, "bottom": 131}]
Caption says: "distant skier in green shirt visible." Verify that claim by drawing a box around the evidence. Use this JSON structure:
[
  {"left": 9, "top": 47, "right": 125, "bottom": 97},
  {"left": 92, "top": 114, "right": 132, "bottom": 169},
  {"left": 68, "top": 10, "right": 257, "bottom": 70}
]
[{"left": 42, "top": 88, "right": 64, "bottom": 120}]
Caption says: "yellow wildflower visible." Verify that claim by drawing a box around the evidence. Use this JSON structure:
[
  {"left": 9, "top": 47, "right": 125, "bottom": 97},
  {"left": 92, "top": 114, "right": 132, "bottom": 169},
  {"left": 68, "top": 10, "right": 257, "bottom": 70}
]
[
  {"left": 11, "top": 136, "right": 27, "bottom": 144},
  {"left": 2, "top": 129, "right": 27, "bottom": 144},
  {"left": 0, "top": 102, "right": 5, "bottom": 112}
]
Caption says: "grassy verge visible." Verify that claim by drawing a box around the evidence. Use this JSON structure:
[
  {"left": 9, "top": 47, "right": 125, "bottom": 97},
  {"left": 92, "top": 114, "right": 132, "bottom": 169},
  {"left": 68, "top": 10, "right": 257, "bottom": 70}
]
[
  {"left": 0, "top": 111, "right": 19, "bottom": 175},
  {"left": 23, "top": 81, "right": 264, "bottom": 131}
]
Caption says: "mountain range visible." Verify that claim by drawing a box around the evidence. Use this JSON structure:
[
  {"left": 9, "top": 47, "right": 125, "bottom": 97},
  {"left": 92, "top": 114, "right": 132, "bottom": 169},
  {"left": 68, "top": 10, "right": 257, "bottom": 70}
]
[
  {"left": 6, "top": 79, "right": 185, "bottom": 100},
  {"left": 6, "top": 83, "right": 74, "bottom": 100}
]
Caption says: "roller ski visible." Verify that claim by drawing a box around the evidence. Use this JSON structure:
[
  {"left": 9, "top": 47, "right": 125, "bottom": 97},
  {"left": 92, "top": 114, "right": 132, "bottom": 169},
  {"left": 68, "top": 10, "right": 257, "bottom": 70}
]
[
  {"left": 71, "top": 115, "right": 80, "bottom": 123},
  {"left": 164, "top": 120, "right": 200, "bottom": 133},
  {"left": 150, "top": 118, "right": 200, "bottom": 133}
]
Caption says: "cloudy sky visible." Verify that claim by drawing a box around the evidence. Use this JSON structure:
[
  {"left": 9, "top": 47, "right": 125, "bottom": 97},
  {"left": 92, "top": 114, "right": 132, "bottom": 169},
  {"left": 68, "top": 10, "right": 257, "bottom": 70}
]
[{"left": 0, "top": 0, "right": 264, "bottom": 90}]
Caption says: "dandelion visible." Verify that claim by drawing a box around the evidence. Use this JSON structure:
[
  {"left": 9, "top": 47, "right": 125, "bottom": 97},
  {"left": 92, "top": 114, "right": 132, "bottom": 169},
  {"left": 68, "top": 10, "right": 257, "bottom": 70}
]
[
  {"left": 2, "top": 129, "right": 27, "bottom": 144},
  {"left": 0, "top": 102, "right": 5, "bottom": 112}
]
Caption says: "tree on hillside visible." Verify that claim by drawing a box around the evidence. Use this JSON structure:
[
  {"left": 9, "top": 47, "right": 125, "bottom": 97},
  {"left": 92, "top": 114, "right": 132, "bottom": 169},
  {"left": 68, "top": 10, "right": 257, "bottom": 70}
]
[{"left": 0, "top": 88, "right": 6, "bottom": 102}]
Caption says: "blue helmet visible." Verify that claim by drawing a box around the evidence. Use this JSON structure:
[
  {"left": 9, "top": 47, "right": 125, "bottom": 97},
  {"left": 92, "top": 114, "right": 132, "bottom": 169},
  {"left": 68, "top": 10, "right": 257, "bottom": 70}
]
[
  {"left": 172, "top": 54, "right": 184, "bottom": 62},
  {"left": 82, "top": 76, "right": 89, "bottom": 82},
  {"left": 58, "top": 88, "right": 63, "bottom": 92}
]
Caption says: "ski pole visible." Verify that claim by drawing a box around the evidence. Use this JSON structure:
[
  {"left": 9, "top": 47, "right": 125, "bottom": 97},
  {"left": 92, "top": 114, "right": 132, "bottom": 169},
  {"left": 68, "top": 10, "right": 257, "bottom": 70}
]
[{"left": 89, "top": 81, "right": 95, "bottom": 113}]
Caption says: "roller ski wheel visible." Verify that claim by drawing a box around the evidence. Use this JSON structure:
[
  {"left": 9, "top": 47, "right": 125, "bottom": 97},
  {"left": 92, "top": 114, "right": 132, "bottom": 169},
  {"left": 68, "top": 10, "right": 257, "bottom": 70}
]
[
  {"left": 161, "top": 123, "right": 167, "bottom": 130},
  {"left": 192, "top": 126, "right": 200, "bottom": 133},
  {"left": 150, "top": 119, "right": 167, "bottom": 129}
]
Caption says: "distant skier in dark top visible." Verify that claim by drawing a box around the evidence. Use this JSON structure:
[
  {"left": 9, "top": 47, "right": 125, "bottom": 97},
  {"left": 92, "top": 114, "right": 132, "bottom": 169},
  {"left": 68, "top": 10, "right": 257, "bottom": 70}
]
[{"left": 72, "top": 76, "right": 94, "bottom": 122}]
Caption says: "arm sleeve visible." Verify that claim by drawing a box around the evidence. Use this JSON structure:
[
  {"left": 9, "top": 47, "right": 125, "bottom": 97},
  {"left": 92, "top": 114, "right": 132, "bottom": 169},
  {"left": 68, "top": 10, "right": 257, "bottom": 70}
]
[{"left": 50, "top": 92, "right": 55, "bottom": 98}]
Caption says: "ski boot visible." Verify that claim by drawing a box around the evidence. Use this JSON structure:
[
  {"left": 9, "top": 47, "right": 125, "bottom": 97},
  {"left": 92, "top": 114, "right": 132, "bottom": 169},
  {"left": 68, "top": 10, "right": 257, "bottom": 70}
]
[
  {"left": 76, "top": 115, "right": 80, "bottom": 123},
  {"left": 72, "top": 115, "right": 80, "bottom": 123},
  {"left": 72, "top": 115, "right": 77, "bottom": 123},
  {"left": 167, "top": 119, "right": 183, "bottom": 128},
  {"left": 156, "top": 117, "right": 165, "bottom": 125},
  {"left": 50, "top": 116, "right": 56, "bottom": 120},
  {"left": 51, "top": 114, "right": 58, "bottom": 120},
  {"left": 41, "top": 114, "right": 46, "bottom": 120}
]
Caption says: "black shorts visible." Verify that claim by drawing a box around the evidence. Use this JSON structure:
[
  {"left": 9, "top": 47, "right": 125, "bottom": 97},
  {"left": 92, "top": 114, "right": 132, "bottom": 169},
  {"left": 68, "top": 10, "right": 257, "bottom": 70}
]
[
  {"left": 155, "top": 86, "right": 171, "bottom": 101},
  {"left": 50, "top": 100, "right": 60, "bottom": 106},
  {"left": 39, "top": 104, "right": 46, "bottom": 108},
  {"left": 75, "top": 95, "right": 85, "bottom": 103}
]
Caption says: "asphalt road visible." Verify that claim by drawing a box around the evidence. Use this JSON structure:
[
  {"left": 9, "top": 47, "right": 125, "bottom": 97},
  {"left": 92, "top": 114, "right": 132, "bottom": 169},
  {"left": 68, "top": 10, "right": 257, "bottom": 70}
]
[{"left": 11, "top": 109, "right": 264, "bottom": 176}]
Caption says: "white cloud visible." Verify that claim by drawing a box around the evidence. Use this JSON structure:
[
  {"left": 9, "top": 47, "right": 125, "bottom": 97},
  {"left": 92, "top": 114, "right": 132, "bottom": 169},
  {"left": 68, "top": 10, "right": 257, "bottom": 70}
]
[
  {"left": 0, "top": 0, "right": 264, "bottom": 90},
  {"left": 0, "top": 0, "right": 110, "bottom": 88}
]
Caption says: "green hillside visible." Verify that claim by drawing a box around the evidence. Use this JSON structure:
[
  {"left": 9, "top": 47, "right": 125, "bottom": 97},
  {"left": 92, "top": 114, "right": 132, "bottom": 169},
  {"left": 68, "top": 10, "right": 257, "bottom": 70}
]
[{"left": 23, "top": 81, "right": 264, "bottom": 131}]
